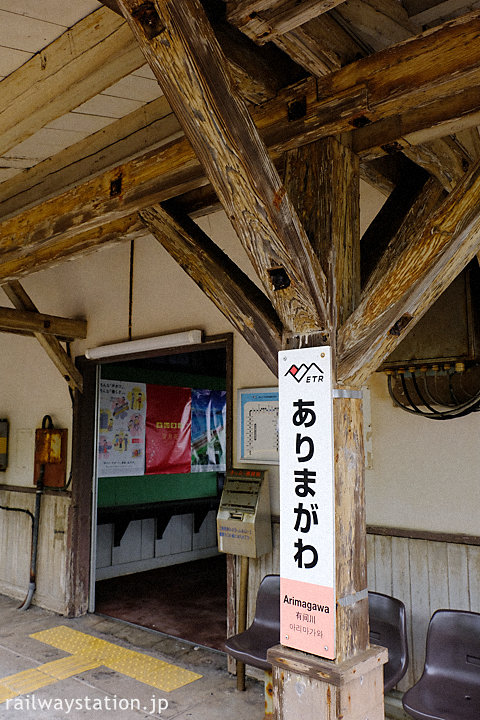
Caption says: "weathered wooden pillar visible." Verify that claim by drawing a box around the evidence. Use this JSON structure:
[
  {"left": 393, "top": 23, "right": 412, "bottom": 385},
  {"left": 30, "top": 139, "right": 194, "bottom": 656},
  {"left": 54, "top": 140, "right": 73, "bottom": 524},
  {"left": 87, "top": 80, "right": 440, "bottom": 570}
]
[{"left": 269, "top": 137, "right": 386, "bottom": 719}]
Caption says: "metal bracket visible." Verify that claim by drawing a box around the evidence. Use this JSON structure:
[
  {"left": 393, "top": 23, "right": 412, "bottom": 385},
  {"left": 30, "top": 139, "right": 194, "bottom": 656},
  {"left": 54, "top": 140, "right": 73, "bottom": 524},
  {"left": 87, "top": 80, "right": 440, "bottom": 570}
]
[
  {"left": 337, "top": 588, "right": 368, "bottom": 607},
  {"left": 332, "top": 388, "right": 363, "bottom": 399}
]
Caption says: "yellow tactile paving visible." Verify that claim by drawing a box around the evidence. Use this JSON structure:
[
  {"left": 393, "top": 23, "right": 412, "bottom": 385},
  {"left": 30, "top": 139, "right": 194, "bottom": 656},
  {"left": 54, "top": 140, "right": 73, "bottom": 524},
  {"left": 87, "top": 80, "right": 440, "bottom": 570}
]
[
  {"left": 31, "top": 626, "right": 106, "bottom": 659},
  {"left": 0, "top": 668, "right": 57, "bottom": 694},
  {"left": 31, "top": 625, "right": 202, "bottom": 692},
  {"left": 0, "top": 625, "right": 202, "bottom": 704},
  {"left": 38, "top": 655, "right": 102, "bottom": 680},
  {"left": 0, "top": 684, "right": 18, "bottom": 703},
  {"left": 0, "top": 623, "right": 203, "bottom": 705}
]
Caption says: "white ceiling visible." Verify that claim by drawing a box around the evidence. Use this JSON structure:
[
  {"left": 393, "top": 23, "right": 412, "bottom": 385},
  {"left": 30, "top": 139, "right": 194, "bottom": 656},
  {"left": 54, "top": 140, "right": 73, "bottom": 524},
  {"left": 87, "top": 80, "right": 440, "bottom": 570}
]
[{"left": 0, "top": 1, "right": 163, "bottom": 185}]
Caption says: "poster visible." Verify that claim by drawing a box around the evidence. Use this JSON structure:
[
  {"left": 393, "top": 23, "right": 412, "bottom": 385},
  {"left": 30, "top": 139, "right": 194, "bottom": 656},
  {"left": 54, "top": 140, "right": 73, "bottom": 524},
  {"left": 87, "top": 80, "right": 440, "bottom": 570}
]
[
  {"left": 145, "top": 384, "right": 192, "bottom": 474},
  {"left": 191, "top": 389, "right": 226, "bottom": 472},
  {"left": 278, "top": 347, "right": 336, "bottom": 659},
  {"left": 97, "top": 380, "right": 146, "bottom": 477}
]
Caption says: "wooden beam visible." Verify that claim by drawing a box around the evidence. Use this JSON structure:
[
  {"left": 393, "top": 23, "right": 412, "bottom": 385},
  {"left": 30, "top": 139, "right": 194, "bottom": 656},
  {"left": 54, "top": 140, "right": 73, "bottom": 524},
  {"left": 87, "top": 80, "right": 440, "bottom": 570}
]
[
  {"left": 117, "top": 0, "right": 329, "bottom": 335},
  {"left": 333, "top": 394, "right": 369, "bottom": 663},
  {"left": 333, "top": 0, "right": 420, "bottom": 52},
  {"left": 0, "top": 136, "right": 207, "bottom": 281},
  {"left": 139, "top": 202, "right": 282, "bottom": 373},
  {"left": 0, "top": 96, "right": 181, "bottom": 220},
  {"left": 0, "top": 79, "right": 392, "bottom": 225},
  {"left": 359, "top": 162, "right": 394, "bottom": 196},
  {"left": 353, "top": 86, "right": 480, "bottom": 162},
  {"left": 271, "top": 15, "right": 363, "bottom": 76},
  {"left": 203, "top": 5, "right": 303, "bottom": 104},
  {"left": 0, "top": 0, "right": 301, "bottom": 171},
  {"left": 101, "top": 0, "right": 305, "bottom": 103},
  {"left": 407, "top": 0, "right": 476, "bottom": 27},
  {"left": 0, "top": 82, "right": 458, "bottom": 227},
  {"left": 284, "top": 137, "right": 360, "bottom": 333},
  {"left": 209, "top": 0, "right": 466, "bottom": 197},
  {"left": 363, "top": 176, "right": 446, "bottom": 295},
  {"left": 226, "top": 0, "right": 349, "bottom": 44},
  {"left": 0, "top": 307, "right": 86, "bottom": 339},
  {"left": 401, "top": 137, "right": 472, "bottom": 192},
  {"left": 2, "top": 282, "right": 84, "bottom": 392},
  {"left": 337, "top": 162, "right": 480, "bottom": 387},
  {"left": 262, "top": 11, "right": 480, "bottom": 154},
  {"left": 3, "top": 13, "right": 480, "bottom": 279},
  {"left": 457, "top": 127, "right": 480, "bottom": 161},
  {"left": 0, "top": 214, "right": 150, "bottom": 283},
  {"left": 0, "top": 6, "right": 146, "bottom": 159}
]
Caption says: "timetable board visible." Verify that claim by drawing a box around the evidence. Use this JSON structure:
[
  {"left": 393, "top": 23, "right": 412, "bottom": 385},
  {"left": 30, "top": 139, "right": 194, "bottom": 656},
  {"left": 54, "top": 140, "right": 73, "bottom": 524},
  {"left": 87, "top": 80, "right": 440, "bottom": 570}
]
[{"left": 237, "top": 388, "right": 279, "bottom": 464}]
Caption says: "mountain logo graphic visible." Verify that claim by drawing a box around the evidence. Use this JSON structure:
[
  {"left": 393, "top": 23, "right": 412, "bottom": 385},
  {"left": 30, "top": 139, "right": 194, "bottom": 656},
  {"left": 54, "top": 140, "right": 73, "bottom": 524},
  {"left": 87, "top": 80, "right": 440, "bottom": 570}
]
[{"left": 285, "top": 363, "right": 323, "bottom": 382}]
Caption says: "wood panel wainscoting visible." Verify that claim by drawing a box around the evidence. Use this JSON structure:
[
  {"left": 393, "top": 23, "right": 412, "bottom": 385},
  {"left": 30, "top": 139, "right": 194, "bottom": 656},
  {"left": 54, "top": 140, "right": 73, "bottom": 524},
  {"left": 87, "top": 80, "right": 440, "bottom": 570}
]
[
  {"left": 367, "top": 525, "right": 480, "bottom": 692},
  {"left": 228, "top": 520, "right": 480, "bottom": 692}
]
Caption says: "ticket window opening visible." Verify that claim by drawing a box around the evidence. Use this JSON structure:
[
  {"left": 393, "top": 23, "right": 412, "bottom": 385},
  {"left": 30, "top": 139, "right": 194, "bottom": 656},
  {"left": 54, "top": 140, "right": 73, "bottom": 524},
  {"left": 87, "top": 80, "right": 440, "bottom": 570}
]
[{"left": 217, "top": 468, "right": 272, "bottom": 559}]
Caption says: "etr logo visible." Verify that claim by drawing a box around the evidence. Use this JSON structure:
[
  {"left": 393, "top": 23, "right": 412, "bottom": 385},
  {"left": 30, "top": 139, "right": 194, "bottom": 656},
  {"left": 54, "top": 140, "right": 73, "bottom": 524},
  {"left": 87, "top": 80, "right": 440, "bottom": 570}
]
[{"left": 285, "top": 363, "right": 324, "bottom": 383}]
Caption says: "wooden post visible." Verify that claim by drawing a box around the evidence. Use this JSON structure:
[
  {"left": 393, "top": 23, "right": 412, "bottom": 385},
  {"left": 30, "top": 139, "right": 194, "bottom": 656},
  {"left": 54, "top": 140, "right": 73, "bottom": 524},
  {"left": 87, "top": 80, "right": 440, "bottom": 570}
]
[
  {"left": 271, "top": 137, "right": 386, "bottom": 718},
  {"left": 236, "top": 555, "right": 249, "bottom": 691},
  {"left": 332, "top": 393, "right": 369, "bottom": 661},
  {"left": 267, "top": 644, "right": 387, "bottom": 720},
  {"left": 284, "top": 137, "right": 369, "bottom": 660}
]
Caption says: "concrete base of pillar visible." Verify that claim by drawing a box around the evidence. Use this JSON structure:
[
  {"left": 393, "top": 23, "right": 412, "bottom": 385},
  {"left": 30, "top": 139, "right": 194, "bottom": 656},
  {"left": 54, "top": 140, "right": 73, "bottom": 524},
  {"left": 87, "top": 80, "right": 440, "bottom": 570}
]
[{"left": 267, "top": 644, "right": 388, "bottom": 720}]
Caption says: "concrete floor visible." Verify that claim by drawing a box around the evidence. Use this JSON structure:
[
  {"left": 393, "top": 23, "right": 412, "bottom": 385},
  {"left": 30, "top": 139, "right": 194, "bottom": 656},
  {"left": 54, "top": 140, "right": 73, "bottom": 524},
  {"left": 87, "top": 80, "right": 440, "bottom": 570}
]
[{"left": 0, "top": 594, "right": 264, "bottom": 720}]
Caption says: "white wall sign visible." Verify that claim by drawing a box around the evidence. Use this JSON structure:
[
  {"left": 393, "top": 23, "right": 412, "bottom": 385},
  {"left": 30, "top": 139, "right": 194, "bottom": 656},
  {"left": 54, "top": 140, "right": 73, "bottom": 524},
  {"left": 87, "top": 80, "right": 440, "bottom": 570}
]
[
  {"left": 279, "top": 347, "right": 336, "bottom": 659},
  {"left": 237, "top": 387, "right": 279, "bottom": 464}
]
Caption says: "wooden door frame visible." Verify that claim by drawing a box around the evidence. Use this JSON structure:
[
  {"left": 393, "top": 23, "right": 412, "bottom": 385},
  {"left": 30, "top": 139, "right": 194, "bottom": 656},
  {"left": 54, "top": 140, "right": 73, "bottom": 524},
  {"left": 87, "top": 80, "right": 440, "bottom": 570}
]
[{"left": 66, "top": 332, "right": 233, "bottom": 617}]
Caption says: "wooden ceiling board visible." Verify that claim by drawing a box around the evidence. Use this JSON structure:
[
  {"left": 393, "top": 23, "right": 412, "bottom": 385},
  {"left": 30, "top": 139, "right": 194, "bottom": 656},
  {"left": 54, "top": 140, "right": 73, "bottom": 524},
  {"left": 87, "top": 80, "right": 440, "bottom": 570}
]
[
  {"left": 5, "top": 127, "right": 90, "bottom": 164},
  {"left": 70, "top": 93, "right": 146, "bottom": 120},
  {"left": 0, "top": 155, "right": 32, "bottom": 170},
  {"left": 133, "top": 64, "right": 158, "bottom": 80},
  {"left": 408, "top": 0, "right": 480, "bottom": 26},
  {"left": 0, "top": 46, "right": 32, "bottom": 78},
  {"left": 105, "top": 75, "right": 163, "bottom": 103},
  {"left": 0, "top": 9, "right": 67, "bottom": 53},
  {"left": 0, "top": 0, "right": 102, "bottom": 27},
  {"left": 45, "top": 113, "right": 114, "bottom": 135},
  {"left": 0, "top": 168, "right": 22, "bottom": 184}
]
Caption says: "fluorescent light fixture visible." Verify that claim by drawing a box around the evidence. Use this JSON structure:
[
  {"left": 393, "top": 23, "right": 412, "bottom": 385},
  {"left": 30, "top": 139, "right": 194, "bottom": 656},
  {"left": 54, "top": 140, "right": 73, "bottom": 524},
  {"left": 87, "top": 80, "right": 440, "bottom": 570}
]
[{"left": 85, "top": 330, "right": 203, "bottom": 360}]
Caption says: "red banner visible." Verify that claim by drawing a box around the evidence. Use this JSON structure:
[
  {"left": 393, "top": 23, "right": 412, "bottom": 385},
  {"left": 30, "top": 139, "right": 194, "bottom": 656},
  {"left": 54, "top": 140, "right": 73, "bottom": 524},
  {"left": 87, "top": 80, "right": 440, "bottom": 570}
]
[{"left": 145, "top": 385, "right": 191, "bottom": 474}]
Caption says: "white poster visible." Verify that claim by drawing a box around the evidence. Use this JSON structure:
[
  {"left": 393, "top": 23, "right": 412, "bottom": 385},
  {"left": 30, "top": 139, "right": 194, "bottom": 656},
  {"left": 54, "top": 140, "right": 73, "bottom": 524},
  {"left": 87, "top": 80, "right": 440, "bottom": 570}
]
[
  {"left": 278, "top": 347, "right": 336, "bottom": 659},
  {"left": 97, "top": 379, "right": 146, "bottom": 478}
]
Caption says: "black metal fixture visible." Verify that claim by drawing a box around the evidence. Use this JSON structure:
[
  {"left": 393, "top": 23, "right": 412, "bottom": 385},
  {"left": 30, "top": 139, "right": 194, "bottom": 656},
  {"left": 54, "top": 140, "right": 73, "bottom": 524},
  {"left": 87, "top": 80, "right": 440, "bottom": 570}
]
[{"left": 386, "top": 363, "right": 480, "bottom": 420}]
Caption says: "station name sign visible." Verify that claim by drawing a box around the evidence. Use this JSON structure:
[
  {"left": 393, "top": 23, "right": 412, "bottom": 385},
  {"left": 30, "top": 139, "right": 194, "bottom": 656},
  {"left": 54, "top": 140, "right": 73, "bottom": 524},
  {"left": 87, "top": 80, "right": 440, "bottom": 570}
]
[{"left": 278, "top": 347, "right": 335, "bottom": 660}]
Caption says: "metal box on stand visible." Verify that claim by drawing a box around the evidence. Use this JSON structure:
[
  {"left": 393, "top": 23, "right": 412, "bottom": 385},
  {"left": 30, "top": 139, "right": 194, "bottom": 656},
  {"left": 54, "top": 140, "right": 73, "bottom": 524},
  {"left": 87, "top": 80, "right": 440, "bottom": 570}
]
[{"left": 217, "top": 468, "right": 272, "bottom": 558}]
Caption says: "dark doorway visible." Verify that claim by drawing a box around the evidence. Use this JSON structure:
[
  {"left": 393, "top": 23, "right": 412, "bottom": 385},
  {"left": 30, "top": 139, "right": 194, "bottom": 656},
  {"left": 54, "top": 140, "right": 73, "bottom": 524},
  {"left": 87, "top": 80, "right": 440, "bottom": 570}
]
[
  {"left": 95, "top": 555, "right": 227, "bottom": 650},
  {"left": 70, "top": 335, "right": 232, "bottom": 644}
]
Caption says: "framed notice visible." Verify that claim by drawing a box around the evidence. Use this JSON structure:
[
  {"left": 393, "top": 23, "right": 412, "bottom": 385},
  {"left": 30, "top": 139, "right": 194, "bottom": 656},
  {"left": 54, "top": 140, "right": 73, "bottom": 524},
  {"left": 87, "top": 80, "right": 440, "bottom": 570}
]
[
  {"left": 237, "top": 387, "right": 279, "bottom": 464},
  {"left": 278, "top": 347, "right": 336, "bottom": 660}
]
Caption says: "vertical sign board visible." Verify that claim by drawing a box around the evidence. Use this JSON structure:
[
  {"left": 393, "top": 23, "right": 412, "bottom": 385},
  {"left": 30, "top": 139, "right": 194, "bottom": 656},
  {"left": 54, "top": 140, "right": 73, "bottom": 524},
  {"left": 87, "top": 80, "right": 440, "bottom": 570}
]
[{"left": 279, "top": 347, "right": 336, "bottom": 660}]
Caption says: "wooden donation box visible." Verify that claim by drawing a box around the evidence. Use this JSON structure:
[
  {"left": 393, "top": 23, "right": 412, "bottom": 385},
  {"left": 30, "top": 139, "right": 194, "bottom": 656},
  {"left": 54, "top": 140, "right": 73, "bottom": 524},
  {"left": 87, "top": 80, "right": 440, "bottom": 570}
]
[{"left": 217, "top": 468, "right": 272, "bottom": 558}]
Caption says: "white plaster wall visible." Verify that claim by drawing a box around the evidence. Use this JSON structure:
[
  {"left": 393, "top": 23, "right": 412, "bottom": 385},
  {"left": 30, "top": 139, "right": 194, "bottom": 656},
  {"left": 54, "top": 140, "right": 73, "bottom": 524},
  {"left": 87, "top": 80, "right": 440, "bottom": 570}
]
[
  {"left": 358, "top": 181, "right": 480, "bottom": 536},
  {"left": 365, "top": 371, "right": 480, "bottom": 535},
  {"left": 0, "top": 334, "right": 73, "bottom": 487}
]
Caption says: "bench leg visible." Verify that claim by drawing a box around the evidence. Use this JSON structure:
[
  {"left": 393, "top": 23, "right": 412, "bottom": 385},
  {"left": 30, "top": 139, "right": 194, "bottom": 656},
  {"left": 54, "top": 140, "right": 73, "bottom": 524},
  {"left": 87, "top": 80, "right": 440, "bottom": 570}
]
[
  {"left": 236, "top": 660, "right": 245, "bottom": 691},
  {"left": 264, "top": 669, "right": 273, "bottom": 719}
]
